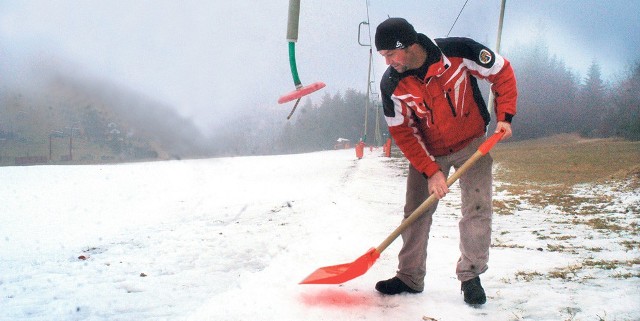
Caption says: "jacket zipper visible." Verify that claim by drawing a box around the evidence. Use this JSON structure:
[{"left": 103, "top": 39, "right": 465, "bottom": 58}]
[
  {"left": 423, "top": 99, "right": 435, "bottom": 124},
  {"left": 444, "top": 91, "right": 457, "bottom": 117}
]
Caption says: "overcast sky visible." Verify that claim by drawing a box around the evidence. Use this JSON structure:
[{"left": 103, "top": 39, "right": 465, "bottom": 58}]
[{"left": 1, "top": 1, "right": 638, "bottom": 134}]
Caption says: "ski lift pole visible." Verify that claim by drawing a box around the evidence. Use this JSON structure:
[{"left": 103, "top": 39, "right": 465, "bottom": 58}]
[
  {"left": 487, "top": 0, "right": 506, "bottom": 118},
  {"left": 278, "top": 0, "right": 325, "bottom": 119},
  {"left": 358, "top": 21, "right": 372, "bottom": 143},
  {"left": 363, "top": 49, "right": 372, "bottom": 143}
]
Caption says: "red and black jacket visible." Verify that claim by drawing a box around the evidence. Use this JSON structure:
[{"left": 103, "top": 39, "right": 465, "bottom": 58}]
[{"left": 380, "top": 34, "right": 517, "bottom": 177}]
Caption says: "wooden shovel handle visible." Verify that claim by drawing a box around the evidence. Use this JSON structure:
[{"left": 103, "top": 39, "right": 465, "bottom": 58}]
[{"left": 375, "top": 129, "right": 505, "bottom": 254}]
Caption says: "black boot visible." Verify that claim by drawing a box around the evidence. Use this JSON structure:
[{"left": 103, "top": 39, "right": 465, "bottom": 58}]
[
  {"left": 375, "top": 277, "right": 422, "bottom": 295},
  {"left": 461, "top": 276, "right": 486, "bottom": 305}
]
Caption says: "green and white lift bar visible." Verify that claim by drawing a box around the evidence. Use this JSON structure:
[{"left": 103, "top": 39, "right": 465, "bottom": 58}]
[{"left": 277, "top": 0, "right": 325, "bottom": 119}]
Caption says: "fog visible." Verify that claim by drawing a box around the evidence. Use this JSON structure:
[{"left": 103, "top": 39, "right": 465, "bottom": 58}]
[{"left": 1, "top": 0, "right": 638, "bottom": 137}]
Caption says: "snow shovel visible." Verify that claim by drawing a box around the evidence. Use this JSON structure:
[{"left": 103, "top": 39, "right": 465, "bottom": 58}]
[
  {"left": 300, "top": 129, "right": 506, "bottom": 284},
  {"left": 278, "top": 0, "right": 325, "bottom": 119}
]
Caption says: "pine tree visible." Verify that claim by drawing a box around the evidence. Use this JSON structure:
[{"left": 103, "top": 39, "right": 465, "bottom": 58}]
[{"left": 577, "top": 61, "right": 609, "bottom": 137}]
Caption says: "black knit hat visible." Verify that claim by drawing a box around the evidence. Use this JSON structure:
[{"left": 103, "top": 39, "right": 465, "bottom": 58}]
[{"left": 375, "top": 18, "right": 418, "bottom": 51}]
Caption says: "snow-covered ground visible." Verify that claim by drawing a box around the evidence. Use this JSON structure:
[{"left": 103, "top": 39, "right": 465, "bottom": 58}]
[{"left": 1, "top": 148, "right": 638, "bottom": 321}]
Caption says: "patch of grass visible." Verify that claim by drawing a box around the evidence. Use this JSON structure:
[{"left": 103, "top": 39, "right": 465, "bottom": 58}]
[
  {"left": 514, "top": 270, "right": 543, "bottom": 282},
  {"left": 546, "top": 258, "right": 640, "bottom": 281},
  {"left": 493, "top": 199, "right": 518, "bottom": 215},
  {"left": 612, "top": 271, "right": 640, "bottom": 279},
  {"left": 492, "top": 242, "right": 524, "bottom": 249},
  {"left": 583, "top": 259, "right": 623, "bottom": 270},
  {"left": 546, "top": 244, "right": 577, "bottom": 254},
  {"left": 552, "top": 235, "right": 576, "bottom": 241},
  {"left": 390, "top": 135, "right": 639, "bottom": 237},
  {"left": 492, "top": 134, "right": 640, "bottom": 186},
  {"left": 583, "top": 218, "right": 626, "bottom": 231},
  {"left": 548, "top": 264, "right": 582, "bottom": 280},
  {"left": 621, "top": 240, "right": 640, "bottom": 250},
  {"left": 492, "top": 135, "right": 639, "bottom": 236},
  {"left": 532, "top": 230, "right": 548, "bottom": 240}
]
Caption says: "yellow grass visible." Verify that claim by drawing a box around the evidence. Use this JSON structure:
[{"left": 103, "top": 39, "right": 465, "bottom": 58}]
[{"left": 492, "top": 133, "right": 640, "bottom": 187}]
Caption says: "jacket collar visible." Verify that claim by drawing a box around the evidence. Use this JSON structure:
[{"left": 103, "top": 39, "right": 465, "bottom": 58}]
[{"left": 399, "top": 33, "right": 448, "bottom": 81}]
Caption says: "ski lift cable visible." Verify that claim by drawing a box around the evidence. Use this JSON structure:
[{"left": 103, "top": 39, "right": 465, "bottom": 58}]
[
  {"left": 446, "top": 0, "right": 470, "bottom": 37},
  {"left": 365, "top": 1, "right": 373, "bottom": 48}
]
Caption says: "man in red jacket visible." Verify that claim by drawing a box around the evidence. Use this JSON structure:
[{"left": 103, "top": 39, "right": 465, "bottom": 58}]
[{"left": 374, "top": 18, "right": 517, "bottom": 305}]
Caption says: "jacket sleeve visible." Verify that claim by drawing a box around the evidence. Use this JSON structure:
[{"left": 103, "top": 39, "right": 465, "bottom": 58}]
[
  {"left": 489, "top": 57, "right": 517, "bottom": 122},
  {"left": 381, "top": 80, "right": 440, "bottom": 177},
  {"left": 460, "top": 41, "right": 518, "bottom": 123}
]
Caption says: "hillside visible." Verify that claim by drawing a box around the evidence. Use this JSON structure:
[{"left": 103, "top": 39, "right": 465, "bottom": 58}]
[{"left": 0, "top": 72, "right": 213, "bottom": 166}]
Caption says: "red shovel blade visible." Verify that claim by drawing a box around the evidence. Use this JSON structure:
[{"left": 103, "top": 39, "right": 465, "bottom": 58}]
[
  {"left": 479, "top": 128, "right": 506, "bottom": 155},
  {"left": 300, "top": 247, "right": 380, "bottom": 284},
  {"left": 278, "top": 82, "right": 326, "bottom": 104}
]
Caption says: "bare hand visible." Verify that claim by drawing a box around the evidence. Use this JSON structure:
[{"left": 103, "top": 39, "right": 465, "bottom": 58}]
[
  {"left": 495, "top": 121, "right": 512, "bottom": 140},
  {"left": 427, "top": 171, "right": 449, "bottom": 199}
]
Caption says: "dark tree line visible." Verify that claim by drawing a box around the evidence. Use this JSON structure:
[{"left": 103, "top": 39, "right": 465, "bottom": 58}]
[
  {"left": 508, "top": 39, "right": 639, "bottom": 140},
  {"left": 276, "top": 89, "right": 388, "bottom": 153}
]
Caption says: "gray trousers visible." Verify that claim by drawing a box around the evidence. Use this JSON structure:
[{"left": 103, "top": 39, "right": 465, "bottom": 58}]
[{"left": 396, "top": 136, "right": 493, "bottom": 291}]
